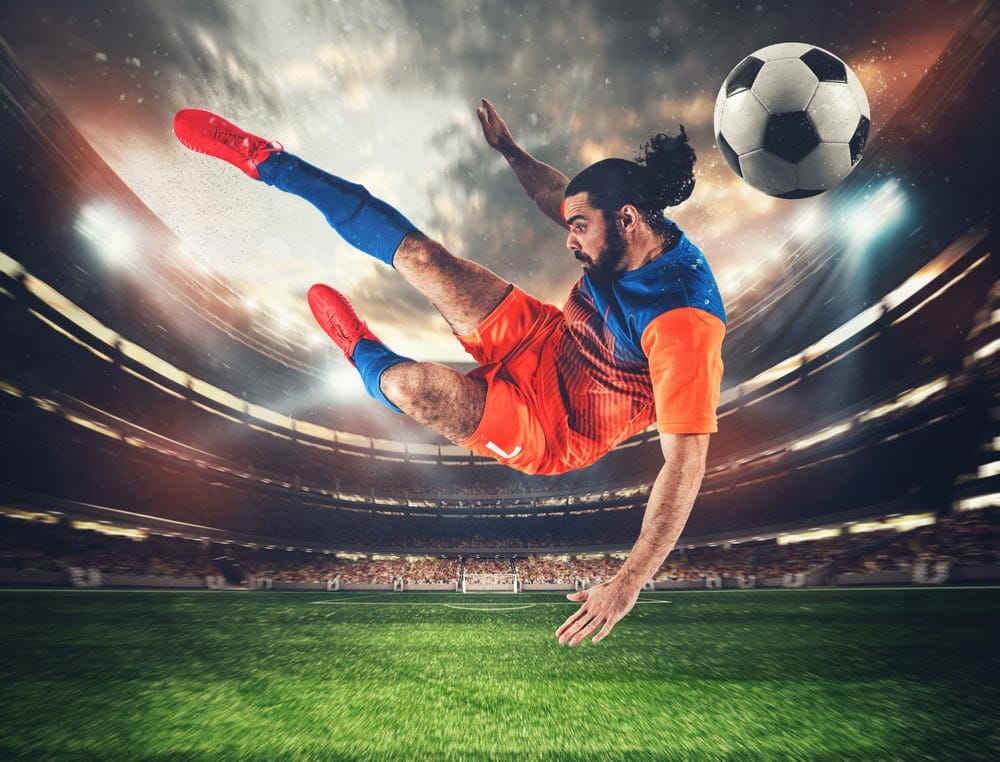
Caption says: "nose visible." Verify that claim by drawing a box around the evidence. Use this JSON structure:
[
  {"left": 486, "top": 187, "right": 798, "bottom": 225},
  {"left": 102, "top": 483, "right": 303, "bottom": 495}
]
[{"left": 566, "top": 231, "right": 580, "bottom": 252}]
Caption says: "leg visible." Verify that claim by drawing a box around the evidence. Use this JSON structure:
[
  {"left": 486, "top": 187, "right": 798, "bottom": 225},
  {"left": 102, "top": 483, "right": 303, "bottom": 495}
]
[
  {"left": 393, "top": 233, "right": 511, "bottom": 336},
  {"left": 379, "top": 362, "right": 486, "bottom": 443},
  {"left": 307, "top": 284, "right": 486, "bottom": 439},
  {"left": 174, "top": 111, "right": 506, "bottom": 434},
  {"left": 257, "top": 152, "right": 511, "bottom": 336}
]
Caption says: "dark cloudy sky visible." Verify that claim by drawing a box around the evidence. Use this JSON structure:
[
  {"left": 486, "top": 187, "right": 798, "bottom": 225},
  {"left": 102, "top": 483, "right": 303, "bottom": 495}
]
[{"left": 0, "top": 0, "right": 976, "bottom": 362}]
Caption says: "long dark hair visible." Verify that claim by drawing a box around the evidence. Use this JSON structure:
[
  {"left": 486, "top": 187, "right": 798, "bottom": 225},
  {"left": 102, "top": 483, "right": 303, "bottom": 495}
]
[{"left": 565, "top": 126, "right": 696, "bottom": 236}]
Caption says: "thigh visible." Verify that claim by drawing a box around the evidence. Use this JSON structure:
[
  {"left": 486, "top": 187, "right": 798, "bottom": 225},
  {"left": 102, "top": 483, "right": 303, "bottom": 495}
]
[
  {"left": 459, "top": 371, "right": 558, "bottom": 475},
  {"left": 379, "top": 361, "right": 487, "bottom": 444},
  {"left": 393, "top": 232, "right": 513, "bottom": 336},
  {"left": 455, "top": 285, "right": 563, "bottom": 366}
]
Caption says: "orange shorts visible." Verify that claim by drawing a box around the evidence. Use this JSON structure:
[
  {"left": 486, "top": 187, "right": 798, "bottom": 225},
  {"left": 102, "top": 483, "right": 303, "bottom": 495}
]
[{"left": 456, "top": 285, "right": 568, "bottom": 475}]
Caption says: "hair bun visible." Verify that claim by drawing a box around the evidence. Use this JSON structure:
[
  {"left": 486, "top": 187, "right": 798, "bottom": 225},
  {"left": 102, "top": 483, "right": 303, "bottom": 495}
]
[{"left": 636, "top": 126, "right": 697, "bottom": 207}]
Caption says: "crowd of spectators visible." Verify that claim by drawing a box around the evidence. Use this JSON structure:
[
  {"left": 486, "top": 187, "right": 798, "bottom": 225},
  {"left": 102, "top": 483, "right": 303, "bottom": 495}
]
[
  {"left": 0, "top": 518, "right": 216, "bottom": 578},
  {"left": 655, "top": 534, "right": 861, "bottom": 581},
  {"left": 567, "top": 555, "right": 625, "bottom": 583},
  {"left": 406, "top": 557, "right": 461, "bottom": 584},
  {"left": 245, "top": 553, "right": 348, "bottom": 583},
  {"left": 515, "top": 555, "right": 574, "bottom": 584},
  {"left": 463, "top": 557, "right": 514, "bottom": 575},
  {"left": 843, "top": 510, "right": 999, "bottom": 572},
  {"left": 1, "top": 507, "right": 997, "bottom": 586},
  {"left": 338, "top": 558, "right": 408, "bottom": 584}
]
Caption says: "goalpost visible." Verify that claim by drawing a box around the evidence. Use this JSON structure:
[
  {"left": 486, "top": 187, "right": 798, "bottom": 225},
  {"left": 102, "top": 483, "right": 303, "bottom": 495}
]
[{"left": 461, "top": 572, "right": 519, "bottom": 593}]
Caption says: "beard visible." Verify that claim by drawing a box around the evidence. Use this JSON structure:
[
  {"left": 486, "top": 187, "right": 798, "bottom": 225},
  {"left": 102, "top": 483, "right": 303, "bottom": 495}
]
[{"left": 580, "top": 222, "right": 627, "bottom": 282}]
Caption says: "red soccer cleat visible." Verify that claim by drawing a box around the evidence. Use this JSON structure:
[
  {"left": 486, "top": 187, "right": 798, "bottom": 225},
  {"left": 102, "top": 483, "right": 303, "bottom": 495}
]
[
  {"left": 172, "top": 108, "right": 282, "bottom": 179},
  {"left": 307, "top": 284, "right": 380, "bottom": 364}
]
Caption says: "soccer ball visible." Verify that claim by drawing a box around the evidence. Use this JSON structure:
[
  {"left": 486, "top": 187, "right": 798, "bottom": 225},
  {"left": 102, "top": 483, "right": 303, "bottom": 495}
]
[{"left": 713, "top": 42, "right": 871, "bottom": 198}]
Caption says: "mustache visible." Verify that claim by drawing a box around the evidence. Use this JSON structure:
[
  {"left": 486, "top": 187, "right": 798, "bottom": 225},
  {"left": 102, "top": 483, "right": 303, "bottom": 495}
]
[{"left": 573, "top": 251, "right": 591, "bottom": 263}]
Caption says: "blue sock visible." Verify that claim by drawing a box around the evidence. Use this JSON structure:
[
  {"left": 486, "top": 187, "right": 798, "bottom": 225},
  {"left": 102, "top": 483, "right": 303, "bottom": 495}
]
[
  {"left": 352, "top": 339, "right": 410, "bottom": 413},
  {"left": 257, "top": 152, "right": 417, "bottom": 268}
]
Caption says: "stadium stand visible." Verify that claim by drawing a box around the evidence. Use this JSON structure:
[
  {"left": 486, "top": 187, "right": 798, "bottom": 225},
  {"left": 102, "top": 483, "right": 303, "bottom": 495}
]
[
  {"left": 2, "top": 507, "right": 996, "bottom": 590},
  {"left": 0, "top": 11, "right": 999, "bottom": 581}
]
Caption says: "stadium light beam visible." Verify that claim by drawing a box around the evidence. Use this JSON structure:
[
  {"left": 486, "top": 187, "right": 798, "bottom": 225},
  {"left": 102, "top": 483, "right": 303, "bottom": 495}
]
[
  {"left": 328, "top": 365, "right": 367, "bottom": 400},
  {"left": 74, "top": 203, "right": 137, "bottom": 266},
  {"left": 845, "top": 179, "right": 906, "bottom": 247},
  {"left": 791, "top": 205, "right": 822, "bottom": 239}
]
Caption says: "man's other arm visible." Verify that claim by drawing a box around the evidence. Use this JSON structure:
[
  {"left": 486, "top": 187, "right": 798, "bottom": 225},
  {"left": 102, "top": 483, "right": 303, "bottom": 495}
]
[
  {"left": 556, "top": 432, "right": 709, "bottom": 646},
  {"left": 477, "top": 98, "right": 568, "bottom": 228}
]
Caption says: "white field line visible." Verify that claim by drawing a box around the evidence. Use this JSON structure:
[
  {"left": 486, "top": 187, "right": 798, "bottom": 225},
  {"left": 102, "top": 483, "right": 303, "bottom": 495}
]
[{"left": 319, "top": 593, "right": 387, "bottom": 601}]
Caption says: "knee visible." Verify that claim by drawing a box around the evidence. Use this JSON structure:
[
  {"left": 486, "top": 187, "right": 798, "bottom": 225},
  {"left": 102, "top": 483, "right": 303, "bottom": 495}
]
[
  {"left": 380, "top": 363, "right": 486, "bottom": 442},
  {"left": 378, "top": 362, "right": 423, "bottom": 409},
  {"left": 394, "top": 233, "right": 452, "bottom": 272}
]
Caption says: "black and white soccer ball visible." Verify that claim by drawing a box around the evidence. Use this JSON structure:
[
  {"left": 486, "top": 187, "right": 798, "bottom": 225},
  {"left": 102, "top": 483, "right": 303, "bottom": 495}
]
[{"left": 713, "top": 43, "right": 871, "bottom": 198}]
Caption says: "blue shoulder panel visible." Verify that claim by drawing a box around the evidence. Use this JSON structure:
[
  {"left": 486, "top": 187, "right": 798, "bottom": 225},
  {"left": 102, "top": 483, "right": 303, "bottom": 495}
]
[{"left": 581, "top": 233, "right": 727, "bottom": 363}]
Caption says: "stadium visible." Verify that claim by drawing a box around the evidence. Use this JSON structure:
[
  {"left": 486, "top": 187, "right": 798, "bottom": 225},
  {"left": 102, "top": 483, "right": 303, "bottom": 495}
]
[{"left": 1, "top": 1, "right": 998, "bottom": 759}]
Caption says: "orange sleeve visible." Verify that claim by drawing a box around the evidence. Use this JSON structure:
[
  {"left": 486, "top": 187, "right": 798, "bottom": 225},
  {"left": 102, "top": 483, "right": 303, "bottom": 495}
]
[{"left": 640, "top": 307, "right": 725, "bottom": 434}]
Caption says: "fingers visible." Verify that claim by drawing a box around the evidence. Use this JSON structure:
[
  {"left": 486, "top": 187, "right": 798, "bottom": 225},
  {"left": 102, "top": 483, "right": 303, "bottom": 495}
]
[
  {"left": 556, "top": 606, "right": 588, "bottom": 640},
  {"left": 478, "top": 98, "right": 499, "bottom": 125},
  {"left": 557, "top": 586, "right": 599, "bottom": 643},
  {"left": 558, "top": 616, "right": 589, "bottom": 646},
  {"left": 556, "top": 601, "right": 609, "bottom": 647},
  {"left": 592, "top": 619, "right": 616, "bottom": 644},
  {"left": 569, "top": 614, "right": 602, "bottom": 646},
  {"left": 480, "top": 98, "right": 508, "bottom": 133},
  {"left": 559, "top": 609, "right": 604, "bottom": 647},
  {"left": 557, "top": 582, "right": 628, "bottom": 645}
]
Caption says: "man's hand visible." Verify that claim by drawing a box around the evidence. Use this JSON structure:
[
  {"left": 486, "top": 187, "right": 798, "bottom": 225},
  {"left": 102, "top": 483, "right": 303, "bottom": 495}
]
[
  {"left": 556, "top": 577, "right": 641, "bottom": 646},
  {"left": 476, "top": 98, "right": 517, "bottom": 155}
]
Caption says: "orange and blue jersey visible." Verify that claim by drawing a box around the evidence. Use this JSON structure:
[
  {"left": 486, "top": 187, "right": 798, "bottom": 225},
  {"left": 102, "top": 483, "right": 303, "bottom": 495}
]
[
  {"left": 546, "top": 229, "right": 725, "bottom": 453},
  {"left": 459, "top": 227, "right": 726, "bottom": 475}
]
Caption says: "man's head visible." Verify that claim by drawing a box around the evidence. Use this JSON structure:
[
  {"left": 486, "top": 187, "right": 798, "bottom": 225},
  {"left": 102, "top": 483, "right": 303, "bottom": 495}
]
[
  {"left": 563, "top": 127, "right": 696, "bottom": 280},
  {"left": 562, "top": 192, "right": 628, "bottom": 281}
]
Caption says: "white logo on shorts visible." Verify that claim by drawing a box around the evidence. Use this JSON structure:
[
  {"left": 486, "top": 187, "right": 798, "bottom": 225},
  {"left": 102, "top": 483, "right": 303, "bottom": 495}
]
[{"left": 485, "top": 441, "right": 522, "bottom": 460}]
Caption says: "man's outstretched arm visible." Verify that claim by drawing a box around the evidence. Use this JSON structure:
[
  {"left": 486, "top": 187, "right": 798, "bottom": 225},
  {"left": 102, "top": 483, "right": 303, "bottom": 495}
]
[
  {"left": 556, "top": 433, "right": 709, "bottom": 646},
  {"left": 477, "top": 98, "right": 569, "bottom": 229}
]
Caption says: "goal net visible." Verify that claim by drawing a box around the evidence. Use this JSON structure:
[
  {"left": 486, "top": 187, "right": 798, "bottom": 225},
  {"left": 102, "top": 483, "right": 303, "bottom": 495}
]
[{"left": 461, "top": 573, "right": 518, "bottom": 593}]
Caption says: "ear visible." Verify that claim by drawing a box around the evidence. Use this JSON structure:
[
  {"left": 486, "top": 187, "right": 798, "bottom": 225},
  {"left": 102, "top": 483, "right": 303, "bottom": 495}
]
[{"left": 618, "top": 204, "right": 641, "bottom": 233}]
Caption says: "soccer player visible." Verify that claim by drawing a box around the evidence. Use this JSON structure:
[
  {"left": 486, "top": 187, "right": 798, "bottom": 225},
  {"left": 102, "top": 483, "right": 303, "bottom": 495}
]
[{"left": 173, "top": 100, "right": 725, "bottom": 645}]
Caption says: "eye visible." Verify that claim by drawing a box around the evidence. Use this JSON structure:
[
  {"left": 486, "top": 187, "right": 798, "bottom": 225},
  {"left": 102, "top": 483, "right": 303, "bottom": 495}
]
[{"left": 574, "top": 224, "right": 586, "bottom": 233}]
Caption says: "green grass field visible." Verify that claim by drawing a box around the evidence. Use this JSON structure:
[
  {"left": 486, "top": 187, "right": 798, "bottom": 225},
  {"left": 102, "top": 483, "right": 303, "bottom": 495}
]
[{"left": 1, "top": 587, "right": 998, "bottom": 760}]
